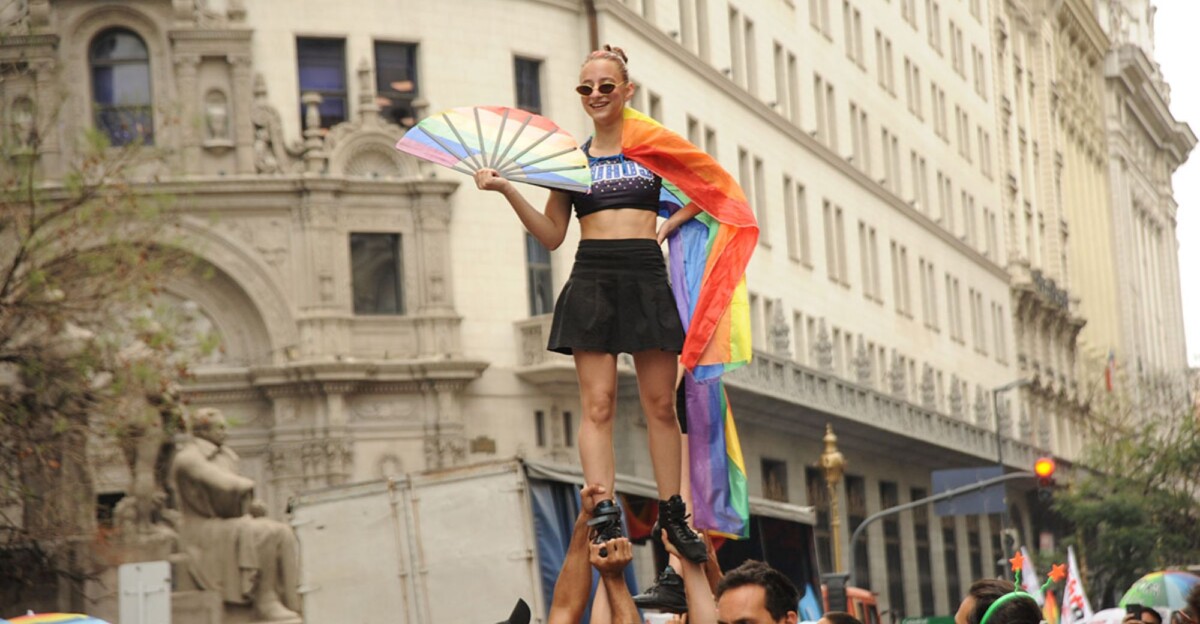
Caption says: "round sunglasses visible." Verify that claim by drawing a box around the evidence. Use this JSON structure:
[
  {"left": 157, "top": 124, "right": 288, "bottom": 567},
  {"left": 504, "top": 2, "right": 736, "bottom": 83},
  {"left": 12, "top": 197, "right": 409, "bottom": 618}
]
[{"left": 575, "top": 81, "right": 626, "bottom": 96}]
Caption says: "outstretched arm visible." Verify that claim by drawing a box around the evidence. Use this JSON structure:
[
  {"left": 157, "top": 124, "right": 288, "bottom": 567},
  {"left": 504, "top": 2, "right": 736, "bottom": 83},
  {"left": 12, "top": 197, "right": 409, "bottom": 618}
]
[{"left": 548, "top": 484, "right": 607, "bottom": 624}]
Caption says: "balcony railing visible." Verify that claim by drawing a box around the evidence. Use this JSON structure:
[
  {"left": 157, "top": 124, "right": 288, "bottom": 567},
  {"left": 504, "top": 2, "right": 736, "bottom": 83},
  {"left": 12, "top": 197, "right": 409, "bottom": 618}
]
[{"left": 726, "top": 350, "right": 1041, "bottom": 469}]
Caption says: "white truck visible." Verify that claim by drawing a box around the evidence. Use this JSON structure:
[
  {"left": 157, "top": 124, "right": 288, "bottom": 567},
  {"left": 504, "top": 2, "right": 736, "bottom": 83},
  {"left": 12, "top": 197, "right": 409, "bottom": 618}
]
[{"left": 290, "top": 458, "right": 820, "bottom": 624}]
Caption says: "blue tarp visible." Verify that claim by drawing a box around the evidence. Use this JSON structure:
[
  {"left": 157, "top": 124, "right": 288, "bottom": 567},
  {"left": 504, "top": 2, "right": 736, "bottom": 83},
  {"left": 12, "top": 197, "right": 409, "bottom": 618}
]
[{"left": 528, "top": 478, "right": 639, "bottom": 621}]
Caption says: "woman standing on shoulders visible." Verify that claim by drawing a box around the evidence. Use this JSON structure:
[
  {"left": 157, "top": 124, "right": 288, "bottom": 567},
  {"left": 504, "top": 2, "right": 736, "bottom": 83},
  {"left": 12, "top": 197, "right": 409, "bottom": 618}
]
[{"left": 473, "top": 45, "right": 707, "bottom": 563}]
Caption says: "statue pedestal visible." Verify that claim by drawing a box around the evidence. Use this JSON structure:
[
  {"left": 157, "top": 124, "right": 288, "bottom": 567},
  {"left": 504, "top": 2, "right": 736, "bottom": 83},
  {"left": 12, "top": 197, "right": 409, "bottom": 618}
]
[
  {"left": 224, "top": 603, "right": 303, "bottom": 624},
  {"left": 172, "top": 590, "right": 223, "bottom": 624}
]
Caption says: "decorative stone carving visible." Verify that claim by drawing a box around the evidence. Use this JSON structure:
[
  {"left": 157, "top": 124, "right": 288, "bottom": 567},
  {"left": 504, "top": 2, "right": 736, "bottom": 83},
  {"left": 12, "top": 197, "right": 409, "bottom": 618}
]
[
  {"left": 920, "top": 364, "right": 936, "bottom": 409},
  {"left": 9, "top": 96, "right": 35, "bottom": 150},
  {"left": 769, "top": 300, "right": 791, "bottom": 357},
  {"left": 888, "top": 353, "right": 907, "bottom": 397},
  {"left": 1038, "top": 415, "right": 1051, "bottom": 450},
  {"left": 250, "top": 73, "right": 302, "bottom": 174},
  {"left": 853, "top": 336, "right": 872, "bottom": 386},
  {"left": 204, "top": 88, "right": 231, "bottom": 143},
  {"left": 974, "top": 386, "right": 990, "bottom": 426},
  {"left": 949, "top": 375, "right": 963, "bottom": 418},
  {"left": 815, "top": 319, "right": 833, "bottom": 372}
]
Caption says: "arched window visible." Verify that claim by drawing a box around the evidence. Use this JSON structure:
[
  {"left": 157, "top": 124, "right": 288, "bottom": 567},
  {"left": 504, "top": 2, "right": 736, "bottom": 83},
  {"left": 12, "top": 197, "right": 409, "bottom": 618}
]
[{"left": 90, "top": 28, "right": 153, "bottom": 146}]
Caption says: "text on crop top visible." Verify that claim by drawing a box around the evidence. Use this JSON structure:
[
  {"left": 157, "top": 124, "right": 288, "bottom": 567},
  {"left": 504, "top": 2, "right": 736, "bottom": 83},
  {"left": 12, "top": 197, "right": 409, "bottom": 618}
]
[{"left": 569, "top": 147, "right": 662, "bottom": 218}]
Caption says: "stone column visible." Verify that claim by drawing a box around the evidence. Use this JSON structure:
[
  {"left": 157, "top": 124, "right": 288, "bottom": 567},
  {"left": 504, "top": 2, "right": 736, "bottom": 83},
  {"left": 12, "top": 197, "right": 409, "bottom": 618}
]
[
  {"left": 174, "top": 53, "right": 201, "bottom": 173},
  {"left": 20, "top": 59, "right": 51, "bottom": 174},
  {"left": 228, "top": 54, "right": 256, "bottom": 173}
]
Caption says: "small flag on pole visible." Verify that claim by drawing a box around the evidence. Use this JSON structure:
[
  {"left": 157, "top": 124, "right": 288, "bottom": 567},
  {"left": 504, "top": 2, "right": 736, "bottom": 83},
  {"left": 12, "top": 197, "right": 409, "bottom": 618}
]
[
  {"left": 1104, "top": 350, "right": 1116, "bottom": 393},
  {"left": 1060, "top": 546, "right": 1093, "bottom": 624}
]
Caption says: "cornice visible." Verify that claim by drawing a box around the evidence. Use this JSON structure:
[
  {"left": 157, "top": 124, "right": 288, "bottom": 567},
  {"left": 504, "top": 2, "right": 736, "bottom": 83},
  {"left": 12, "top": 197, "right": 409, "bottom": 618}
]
[
  {"left": 168, "top": 28, "right": 253, "bottom": 43},
  {"left": 1107, "top": 45, "right": 1197, "bottom": 166},
  {"left": 1057, "top": 0, "right": 1109, "bottom": 61},
  {"left": 596, "top": 0, "right": 1009, "bottom": 281}
]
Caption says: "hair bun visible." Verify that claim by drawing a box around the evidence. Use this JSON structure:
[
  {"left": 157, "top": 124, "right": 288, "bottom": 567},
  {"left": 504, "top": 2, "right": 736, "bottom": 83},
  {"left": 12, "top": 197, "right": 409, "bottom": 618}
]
[{"left": 603, "top": 44, "right": 628, "bottom": 64}]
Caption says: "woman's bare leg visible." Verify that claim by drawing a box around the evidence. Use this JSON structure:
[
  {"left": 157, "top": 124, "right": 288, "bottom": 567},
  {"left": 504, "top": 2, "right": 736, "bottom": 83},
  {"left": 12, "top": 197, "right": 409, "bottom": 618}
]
[
  {"left": 574, "top": 350, "right": 619, "bottom": 496},
  {"left": 632, "top": 349, "right": 682, "bottom": 499}
]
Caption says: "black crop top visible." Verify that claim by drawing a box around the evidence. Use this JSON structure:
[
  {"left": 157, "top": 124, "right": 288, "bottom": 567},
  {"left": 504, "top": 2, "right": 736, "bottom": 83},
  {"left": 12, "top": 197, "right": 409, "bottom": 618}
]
[{"left": 570, "top": 143, "right": 662, "bottom": 219}]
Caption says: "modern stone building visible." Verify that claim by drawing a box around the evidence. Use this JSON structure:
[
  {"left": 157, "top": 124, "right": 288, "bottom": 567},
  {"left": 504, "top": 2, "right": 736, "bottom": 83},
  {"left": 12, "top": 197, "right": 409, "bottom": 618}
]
[{"left": 0, "top": 0, "right": 1190, "bottom": 620}]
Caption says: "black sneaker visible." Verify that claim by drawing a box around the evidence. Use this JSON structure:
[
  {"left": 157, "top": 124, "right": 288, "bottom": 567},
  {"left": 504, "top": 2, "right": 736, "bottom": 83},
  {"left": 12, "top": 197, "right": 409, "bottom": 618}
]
[
  {"left": 587, "top": 499, "right": 625, "bottom": 544},
  {"left": 632, "top": 566, "right": 688, "bottom": 613},
  {"left": 657, "top": 495, "right": 708, "bottom": 563}
]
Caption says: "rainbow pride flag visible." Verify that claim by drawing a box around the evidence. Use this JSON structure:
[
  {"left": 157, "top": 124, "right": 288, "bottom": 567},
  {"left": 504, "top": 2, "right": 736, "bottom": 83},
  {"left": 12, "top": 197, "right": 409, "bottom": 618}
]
[{"left": 620, "top": 108, "right": 757, "bottom": 537}]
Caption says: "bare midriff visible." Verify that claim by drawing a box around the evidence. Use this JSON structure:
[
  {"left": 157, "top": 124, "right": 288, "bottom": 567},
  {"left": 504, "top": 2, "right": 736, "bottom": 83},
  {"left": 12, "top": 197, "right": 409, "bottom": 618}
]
[{"left": 578, "top": 208, "right": 658, "bottom": 240}]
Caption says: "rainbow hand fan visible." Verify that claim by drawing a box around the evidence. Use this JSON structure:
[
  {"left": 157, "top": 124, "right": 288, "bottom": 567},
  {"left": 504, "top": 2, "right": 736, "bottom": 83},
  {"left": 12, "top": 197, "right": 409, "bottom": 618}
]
[{"left": 395, "top": 106, "right": 591, "bottom": 193}]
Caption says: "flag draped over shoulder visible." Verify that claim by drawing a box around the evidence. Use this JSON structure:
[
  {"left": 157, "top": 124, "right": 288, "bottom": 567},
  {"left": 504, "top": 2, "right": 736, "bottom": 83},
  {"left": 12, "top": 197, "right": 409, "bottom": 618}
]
[{"left": 619, "top": 108, "right": 758, "bottom": 537}]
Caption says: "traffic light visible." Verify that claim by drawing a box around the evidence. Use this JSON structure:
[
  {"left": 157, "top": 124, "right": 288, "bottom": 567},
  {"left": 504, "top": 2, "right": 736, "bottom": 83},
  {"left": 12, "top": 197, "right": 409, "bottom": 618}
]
[{"left": 1034, "top": 457, "right": 1056, "bottom": 501}]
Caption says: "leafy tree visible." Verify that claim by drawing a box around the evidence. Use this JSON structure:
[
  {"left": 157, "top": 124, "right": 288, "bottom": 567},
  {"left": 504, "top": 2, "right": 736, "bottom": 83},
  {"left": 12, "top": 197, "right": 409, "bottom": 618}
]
[
  {"left": 0, "top": 55, "right": 203, "bottom": 608},
  {"left": 1052, "top": 364, "right": 1200, "bottom": 608}
]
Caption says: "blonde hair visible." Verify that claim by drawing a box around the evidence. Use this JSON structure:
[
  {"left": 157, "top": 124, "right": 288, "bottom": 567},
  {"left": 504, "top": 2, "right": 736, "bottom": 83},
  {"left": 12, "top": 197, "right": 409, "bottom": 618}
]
[{"left": 583, "top": 44, "right": 629, "bottom": 82}]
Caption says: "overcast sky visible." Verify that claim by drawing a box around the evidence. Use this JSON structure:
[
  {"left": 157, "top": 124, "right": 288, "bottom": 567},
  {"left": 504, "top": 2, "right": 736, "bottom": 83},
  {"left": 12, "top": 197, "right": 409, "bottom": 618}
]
[{"left": 1152, "top": 0, "right": 1199, "bottom": 367}]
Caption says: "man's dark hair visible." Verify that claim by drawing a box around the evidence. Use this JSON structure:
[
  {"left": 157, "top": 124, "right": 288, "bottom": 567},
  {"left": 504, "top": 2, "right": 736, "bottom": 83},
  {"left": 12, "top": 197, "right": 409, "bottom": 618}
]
[
  {"left": 824, "top": 610, "right": 864, "bottom": 624},
  {"left": 716, "top": 560, "right": 800, "bottom": 621},
  {"left": 966, "top": 578, "right": 1014, "bottom": 624},
  {"left": 965, "top": 578, "right": 1041, "bottom": 624},
  {"left": 1187, "top": 583, "right": 1200, "bottom": 619}
]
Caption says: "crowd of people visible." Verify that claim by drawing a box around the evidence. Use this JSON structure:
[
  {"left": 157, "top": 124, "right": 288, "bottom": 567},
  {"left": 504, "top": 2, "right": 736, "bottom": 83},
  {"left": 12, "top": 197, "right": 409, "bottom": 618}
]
[{"left": 493, "top": 488, "right": 1200, "bottom": 624}]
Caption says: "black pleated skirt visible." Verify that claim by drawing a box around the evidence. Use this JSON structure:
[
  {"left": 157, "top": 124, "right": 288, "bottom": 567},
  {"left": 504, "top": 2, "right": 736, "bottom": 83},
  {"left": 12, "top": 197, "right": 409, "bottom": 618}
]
[{"left": 547, "top": 239, "right": 686, "bottom": 356}]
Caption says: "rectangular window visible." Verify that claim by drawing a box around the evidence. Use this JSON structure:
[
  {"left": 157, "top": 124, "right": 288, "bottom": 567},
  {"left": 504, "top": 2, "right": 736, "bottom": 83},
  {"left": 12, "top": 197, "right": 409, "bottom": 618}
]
[
  {"left": 901, "top": 0, "right": 918, "bottom": 28},
  {"left": 797, "top": 183, "right": 811, "bottom": 265},
  {"left": 943, "top": 516, "right": 961, "bottom": 605},
  {"left": 744, "top": 16, "right": 758, "bottom": 95},
  {"left": 298, "top": 37, "right": 348, "bottom": 129},
  {"left": 535, "top": 410, "right": 546, "bottom": 447},
  {"left": 835, "top": 205, "right": 848, "bottom": 286},
  {"left": 750, "top": 292, "right": 764, "bottom": 349},
  {"left": 350, "top": 233, "right": 404, "bottom": 315},
  {"left": 824, "top": 200, "right": 837, "bottom": 281},
  {"left": 826, "top": 81, "right": 838, "bottom": 151},
  {"left": 375, "top": 41, "right": 420, "bottom": 127},
  {"left": 881, "top": 482, "right": 907, "bottom": 617},
  {"left": 526, "top": 233, "right": 553, "bottom": 316},
  {"left": 648, "top": 90, "right": 663, "bottom": 120},
  {"left": 687, "top": 115, "right": 702, "bottom": 145},
  {"left": 754, "top": 156, "right": 767, "bottom": 244},
  {"left": 814, "top": 74, "right": 828, "bottom": 145},
  {"left": 562, "top": 410, "right": 574, "bottom": 447},
  {"left": 705, "top": 125, "right": 718, "bottom": 157},
  {"left": 787, "top": 51, "right": 800, "bottom": 122},
  {"left": 514, "top": 56, "right": 543, "bottom": 115},
  {"left": 762, "top": 458, "right": 789, "bottom": 502},
  {"left": 846, "top": 475, "right": 870, "bottom": 590},
  {"left": 859, "top": 223, "right": 881, "bottom": 302},
  {"left": 913, "top": 488, "right": 935, "bottom": 615},
  {"left": 807, "top": 468, "right": 833, "bottom": 574},
  {"left": 729, "top": 6, "right": 745, "bottom": 87},
  {"left": 926, "top": 0, "right": 942, "bottom": 53}
]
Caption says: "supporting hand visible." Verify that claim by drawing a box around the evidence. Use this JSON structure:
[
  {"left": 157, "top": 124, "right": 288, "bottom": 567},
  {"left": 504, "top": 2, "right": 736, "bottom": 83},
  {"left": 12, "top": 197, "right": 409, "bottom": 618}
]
[{"left": 589, "top": 537, "right": 633, "bottom": 577}]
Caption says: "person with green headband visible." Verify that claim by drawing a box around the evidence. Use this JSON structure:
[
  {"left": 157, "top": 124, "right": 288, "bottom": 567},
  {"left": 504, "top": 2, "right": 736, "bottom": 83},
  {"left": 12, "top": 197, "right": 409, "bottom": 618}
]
[{"left": 955, "top": 552, "right": 1065, "bottom": 624}]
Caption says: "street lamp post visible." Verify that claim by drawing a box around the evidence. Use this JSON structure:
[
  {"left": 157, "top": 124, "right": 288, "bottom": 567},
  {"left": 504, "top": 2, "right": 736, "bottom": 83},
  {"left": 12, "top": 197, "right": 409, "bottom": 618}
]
[{"left": 820, "top": 423, "right": 847, "bottom": 573}]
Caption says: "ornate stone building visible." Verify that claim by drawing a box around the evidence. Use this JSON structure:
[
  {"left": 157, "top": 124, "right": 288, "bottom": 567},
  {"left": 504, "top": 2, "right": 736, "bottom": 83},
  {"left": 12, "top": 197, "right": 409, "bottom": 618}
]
[
  {"left": 1085, "top": 0, "right": 1195, "bottom": 386},
  {"left": 1, "top": 0, "right": 1191, "bottom": 620}
]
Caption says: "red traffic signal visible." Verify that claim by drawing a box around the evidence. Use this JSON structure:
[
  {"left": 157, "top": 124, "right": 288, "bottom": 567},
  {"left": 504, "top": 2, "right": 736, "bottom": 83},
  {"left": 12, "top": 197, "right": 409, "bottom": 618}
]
[{"left": 1034, "top": 457, "right": 1056, "bottom": 478}]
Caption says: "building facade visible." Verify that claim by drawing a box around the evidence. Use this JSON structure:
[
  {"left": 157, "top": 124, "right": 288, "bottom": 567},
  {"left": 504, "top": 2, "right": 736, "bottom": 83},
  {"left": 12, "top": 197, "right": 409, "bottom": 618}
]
[
  {"left": 0, "top": 0, "right": 1190, "bottom": 620},
  {"left": 1084, "top": 0, "right": 1195, "bottom": 385}
]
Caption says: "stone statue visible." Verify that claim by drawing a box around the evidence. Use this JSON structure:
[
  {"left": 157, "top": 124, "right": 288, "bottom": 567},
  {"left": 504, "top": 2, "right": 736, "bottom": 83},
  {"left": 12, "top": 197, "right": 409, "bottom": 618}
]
[{"left": 169, "top": 408, "right": 301, "bottom": 622}]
